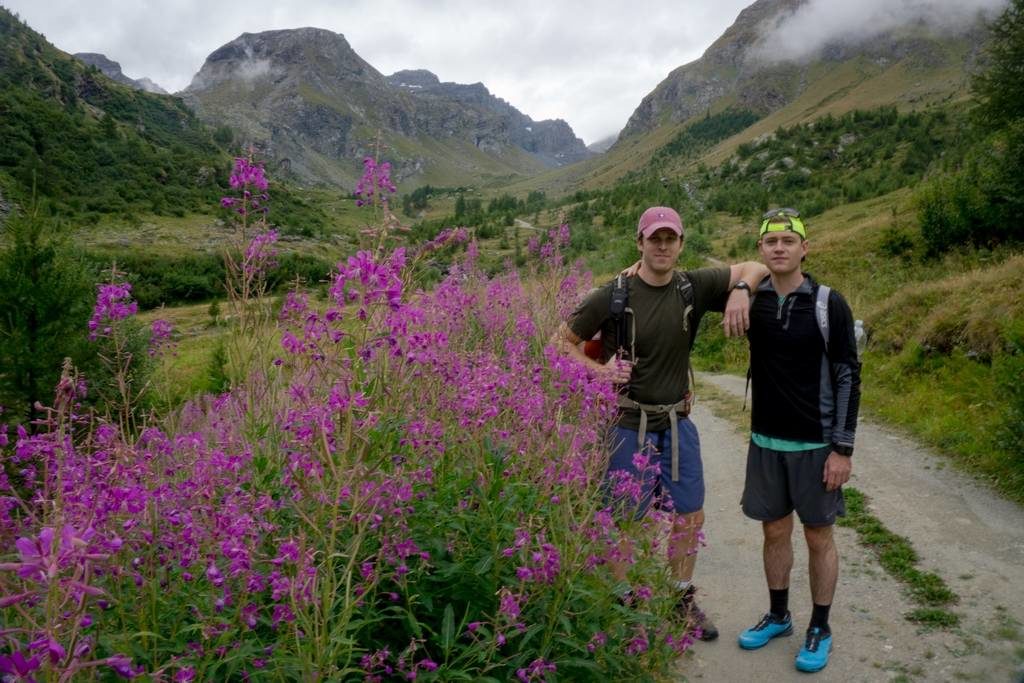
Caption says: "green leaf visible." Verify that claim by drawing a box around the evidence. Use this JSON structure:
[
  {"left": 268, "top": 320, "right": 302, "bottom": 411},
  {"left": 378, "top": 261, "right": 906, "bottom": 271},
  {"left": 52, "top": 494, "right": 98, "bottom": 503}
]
[
  {"left": 473, "top": 553, "right": 494, "bottom": 574},
  {"left": 128, "top": 630, "right": 166, "bottom": 640},
  {"left": 441, "top": 603, "right": 455, "bottom": 654}
]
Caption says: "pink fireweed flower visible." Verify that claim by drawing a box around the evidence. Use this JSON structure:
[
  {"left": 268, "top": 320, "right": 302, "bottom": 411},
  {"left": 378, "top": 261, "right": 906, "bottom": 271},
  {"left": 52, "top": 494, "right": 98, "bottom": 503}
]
[
  {"left": 228, "top": 157, "right": 269, "bottom": 192},
  {"left": 516, "top": 658, "right": 557, "bottom": 682},
  {"left": 222, "top": 157, "right": 270, "bottom": 219},
  {"left": 106, "top": 654, "right": 142, "bottom": 678},
  {"left": 626, "top": 626, "right": 649, "bottom": 655},
  {"left": 244, "top": 229, "right": 279, "bottom": 275},
  {"left": 497, "top": 587, "right": 522, "bottom": 621},
  {"left": 148, "top": 318, "right": 174, "bottom": 357},
  {"left": 417, "top": 227, "right": 469, "bottom": 255},
  {"left": 3, "top": 525, "right": 97, "bottom": 584},
  {"left": 272, "top": 539, "right": 300, "bottom": 565},
  {"left": 0, "top": 650, "right": 41, "bottom": 679},
  {"left": 88, "top": 281, "right": 137, "bottom": 340},
  {"left": 29, "top": 636, "right": 66, "bottom": 664},
  {"left": 353, "top": 156, "right": 397, "bottom": 206}
]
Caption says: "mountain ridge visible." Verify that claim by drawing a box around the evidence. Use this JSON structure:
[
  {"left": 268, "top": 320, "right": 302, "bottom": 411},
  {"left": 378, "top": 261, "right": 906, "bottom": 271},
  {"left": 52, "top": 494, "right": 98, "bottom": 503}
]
[
  {"left": 182, "top": 28, "right": 589, "bottom": 189},
  {"left": 74, "top": 52, "right": 168, "bottom": 94},
  {"left": 619, "top": 0, "right": 989, "bottom": 143}
]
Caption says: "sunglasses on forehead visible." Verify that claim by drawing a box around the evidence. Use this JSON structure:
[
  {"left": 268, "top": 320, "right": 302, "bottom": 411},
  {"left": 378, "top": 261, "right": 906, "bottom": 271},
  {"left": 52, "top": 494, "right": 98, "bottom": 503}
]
[
  {"left": 759, "top": 207, "right": 807, "bottom": 238},
  {"left": 762, "top": 207, "right": 800, "bottom": 220}
]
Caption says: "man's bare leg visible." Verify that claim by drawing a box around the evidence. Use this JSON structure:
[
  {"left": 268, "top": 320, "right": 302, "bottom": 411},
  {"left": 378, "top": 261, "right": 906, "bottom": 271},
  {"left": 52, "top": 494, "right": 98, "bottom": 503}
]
[
  {"left": 764, "top": 513, "right": 795, "bottom": 589},
  {"left": 804, "top": 524, "right": 838, "bottom": 605},
  {"left": 668, "top": 509, "right": 704, "bottom": 581}
]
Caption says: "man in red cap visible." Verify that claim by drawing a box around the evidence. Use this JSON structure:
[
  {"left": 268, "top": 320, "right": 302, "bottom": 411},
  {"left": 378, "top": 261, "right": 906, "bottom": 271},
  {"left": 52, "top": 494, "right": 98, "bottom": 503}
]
[{"left": 553, "top": 206, "right": 768, "bottom": 641}]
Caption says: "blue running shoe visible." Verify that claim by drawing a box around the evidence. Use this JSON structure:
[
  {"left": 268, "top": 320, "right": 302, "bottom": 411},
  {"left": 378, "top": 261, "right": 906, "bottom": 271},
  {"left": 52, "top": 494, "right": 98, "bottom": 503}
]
[
  {"left": 795, "top": 627, "right": 832, "bottom": 672},
  {"left": 737, "top": 611, "right": 793, "bottom": 649}
]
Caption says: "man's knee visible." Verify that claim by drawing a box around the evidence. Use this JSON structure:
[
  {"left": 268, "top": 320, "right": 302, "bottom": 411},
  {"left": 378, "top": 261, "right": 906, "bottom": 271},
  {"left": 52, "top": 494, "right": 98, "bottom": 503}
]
[
  {"left": 803, "top": 524, "right": 834, "bottom": 553},
  {"left": 674, "top": 508, "right": 704, "bottom": 532},
  {"left": 763, "top": 514, "right": 793, "bottom": 543}
]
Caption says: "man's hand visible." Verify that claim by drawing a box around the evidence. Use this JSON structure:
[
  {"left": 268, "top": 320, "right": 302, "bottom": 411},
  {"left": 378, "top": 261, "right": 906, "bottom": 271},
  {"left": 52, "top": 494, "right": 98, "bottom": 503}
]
[
  {"left": 621, "top": 260, "right": 641, "bottom": 278},
  {"left": 601, "top": 356, "right": 634, "bottom": 384},
  {"left": 723, "top": 288, "right": 752, "bottom": 337},
  {"left": 823, "top": 452, "right": 852, "bottom": 491}
]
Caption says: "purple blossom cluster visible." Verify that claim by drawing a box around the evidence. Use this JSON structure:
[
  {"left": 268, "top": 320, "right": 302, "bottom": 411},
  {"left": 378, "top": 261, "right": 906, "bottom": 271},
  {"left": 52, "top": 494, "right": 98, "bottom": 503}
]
[
  {"left": 87, "top": 282, "right": 137, "bottom": 341},
  {"left": 354, "top": 156, "right": 397, "bottom": 208},
  {"left": 242, "top": 229, "right": 279, "bottom": 278},
  {"left": 148, "top": 318, "right": 174, "bottom": 357},
  {"left": 221, "top": 157, "right": 270, "bottom": 218}
]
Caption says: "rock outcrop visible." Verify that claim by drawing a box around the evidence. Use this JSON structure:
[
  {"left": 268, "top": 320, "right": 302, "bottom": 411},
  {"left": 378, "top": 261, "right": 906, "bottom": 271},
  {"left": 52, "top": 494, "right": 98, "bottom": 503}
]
[{"left": 74, "top": 53, "right": 168, "bottom": 94}]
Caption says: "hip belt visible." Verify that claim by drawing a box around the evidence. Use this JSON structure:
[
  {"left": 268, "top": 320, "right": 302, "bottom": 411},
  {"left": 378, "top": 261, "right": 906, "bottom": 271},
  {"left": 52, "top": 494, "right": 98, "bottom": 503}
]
[{"left": 617, "top": 392, "right": 693, "bottom": 481}]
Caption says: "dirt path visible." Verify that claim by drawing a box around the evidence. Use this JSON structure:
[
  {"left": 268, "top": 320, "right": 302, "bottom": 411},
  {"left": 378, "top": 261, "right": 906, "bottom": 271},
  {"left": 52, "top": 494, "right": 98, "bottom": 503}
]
[{"left": 680, "top": 373, "right": 1024, "bottom": 682}]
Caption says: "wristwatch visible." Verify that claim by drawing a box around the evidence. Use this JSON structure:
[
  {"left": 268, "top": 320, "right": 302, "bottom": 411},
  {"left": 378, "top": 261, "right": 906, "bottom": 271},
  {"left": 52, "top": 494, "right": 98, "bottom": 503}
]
[{"left": 732, "top": 281, "right": 752, "bottom": 295}]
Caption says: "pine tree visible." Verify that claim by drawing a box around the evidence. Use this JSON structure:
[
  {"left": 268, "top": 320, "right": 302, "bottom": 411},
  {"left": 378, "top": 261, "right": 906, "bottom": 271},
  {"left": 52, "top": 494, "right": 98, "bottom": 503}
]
[{"left": 0, "top": 209, "right": 93, "bottom": 423}]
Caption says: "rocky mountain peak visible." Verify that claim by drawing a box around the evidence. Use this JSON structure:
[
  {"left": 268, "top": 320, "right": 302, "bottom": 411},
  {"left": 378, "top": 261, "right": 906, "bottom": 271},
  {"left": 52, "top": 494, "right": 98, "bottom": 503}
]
[
  {"left": 185, "top": 27, "right": 383, "bottom": 93},
  {"left": 182, "top": 27, "right": 591, "bottom": 187},
  {"left": 386, "top": 69, "right": 441, "bottom": 89},
  {"left": 74, "top": 52, "right": 168, "bottom": 94}
]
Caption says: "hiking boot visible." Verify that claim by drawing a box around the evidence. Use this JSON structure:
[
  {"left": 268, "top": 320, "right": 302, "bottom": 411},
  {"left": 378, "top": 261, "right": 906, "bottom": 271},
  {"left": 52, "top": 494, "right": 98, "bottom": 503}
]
[
  {"left": 795, "top": 627, "right": 832, "bottom": 672},
  {"left": 679, "top": 585, "right": 719, "bottom": 641},
  {"left": 737, "top": 611, "right": 793, "bottom": 650}
]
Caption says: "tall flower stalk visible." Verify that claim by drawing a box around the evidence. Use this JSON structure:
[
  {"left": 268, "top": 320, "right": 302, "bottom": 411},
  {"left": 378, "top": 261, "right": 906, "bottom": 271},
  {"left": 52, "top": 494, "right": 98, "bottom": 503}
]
[
  {"left": 88, "top": 269, "right": 142, "bottom": 435},
  {"left": 220, "top": 153, "right": 279, "bottom": 398},
  {"left": 354, "top": 137, "right": 407, "bottom": 258}
]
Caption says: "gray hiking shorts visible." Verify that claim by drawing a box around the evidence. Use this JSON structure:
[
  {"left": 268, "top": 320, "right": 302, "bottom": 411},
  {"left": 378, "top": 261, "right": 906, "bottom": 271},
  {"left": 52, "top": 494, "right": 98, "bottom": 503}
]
[{"left": 741, "top": 441, "right": 845, "bottom": 526}]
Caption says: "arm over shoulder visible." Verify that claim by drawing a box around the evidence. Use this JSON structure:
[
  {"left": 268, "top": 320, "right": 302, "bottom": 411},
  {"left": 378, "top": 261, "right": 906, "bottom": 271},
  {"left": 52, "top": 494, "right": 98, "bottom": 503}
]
[{"left": 682, "top": 267, "right": 732, "bottom": 313}]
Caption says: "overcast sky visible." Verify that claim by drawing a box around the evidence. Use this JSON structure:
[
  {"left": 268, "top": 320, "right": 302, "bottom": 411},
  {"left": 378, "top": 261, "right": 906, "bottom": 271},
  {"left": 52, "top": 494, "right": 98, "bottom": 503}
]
[
  {"left": 2, "top": 0, "right": 755, "bottom": 144},
  {"left": 2, "top": 0, "right": 1008, "bottom": 144}
]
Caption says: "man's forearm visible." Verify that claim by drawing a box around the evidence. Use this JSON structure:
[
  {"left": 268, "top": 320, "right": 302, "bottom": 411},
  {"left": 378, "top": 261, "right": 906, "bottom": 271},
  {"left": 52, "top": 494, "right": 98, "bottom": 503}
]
[
  {"left": 729, "top": 261, "right": 770, "bottom": 289},
  {"left": 551, "top": 323, "right": 601, "bottom": 372}
]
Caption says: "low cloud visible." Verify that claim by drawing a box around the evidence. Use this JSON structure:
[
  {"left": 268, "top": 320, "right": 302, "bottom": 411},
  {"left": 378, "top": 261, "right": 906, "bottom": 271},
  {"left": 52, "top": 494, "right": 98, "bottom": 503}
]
[
  {"left": 749, "top": 0, "right": 1008, "bottom": 65},
  {"left": 235, "top": 58, "right": 272, "bottom": 82}
]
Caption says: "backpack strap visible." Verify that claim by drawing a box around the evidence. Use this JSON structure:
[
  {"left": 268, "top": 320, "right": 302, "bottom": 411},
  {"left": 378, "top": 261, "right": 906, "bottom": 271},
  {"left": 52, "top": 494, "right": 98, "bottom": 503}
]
[
  {"left": 610, "top": 274, "right": 630, "bottom": 357},
  {"left": 673, "top": 272, "right": 696, "bottom": 345},
  {"left": 815, "top": 284, "right": 831, "bottom": 354}
]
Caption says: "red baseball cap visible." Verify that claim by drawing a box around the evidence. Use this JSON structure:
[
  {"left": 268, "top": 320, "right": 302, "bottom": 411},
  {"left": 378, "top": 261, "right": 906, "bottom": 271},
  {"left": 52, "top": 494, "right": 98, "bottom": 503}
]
[{"left": 637, "top": 206, "right": 683, "bottom": 239}]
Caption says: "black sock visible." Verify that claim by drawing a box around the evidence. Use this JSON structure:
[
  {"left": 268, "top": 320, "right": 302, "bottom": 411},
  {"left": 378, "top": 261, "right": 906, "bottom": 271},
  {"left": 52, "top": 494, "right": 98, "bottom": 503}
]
[
  {"left": 769, "top": 588, "right": 789, "bottom": 619},
  {"left": 810, "top": 603, "right": 831, "bottom": 633}
]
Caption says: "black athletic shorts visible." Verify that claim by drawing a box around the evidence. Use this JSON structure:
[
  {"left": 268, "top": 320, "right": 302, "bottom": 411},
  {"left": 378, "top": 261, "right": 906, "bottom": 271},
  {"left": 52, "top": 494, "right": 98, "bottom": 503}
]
[{"left": 740, "top": 441, "right": 846, "bottom": 526}]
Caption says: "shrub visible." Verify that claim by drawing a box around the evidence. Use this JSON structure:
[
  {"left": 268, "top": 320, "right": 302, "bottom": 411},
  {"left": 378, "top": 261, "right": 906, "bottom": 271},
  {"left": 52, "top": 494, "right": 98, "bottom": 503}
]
[
  {"left": 916, "top": 171, "right": 989, "bottom": 256},
  {"left": 878, "top": 226, "right": 915, "bottom": 259}
]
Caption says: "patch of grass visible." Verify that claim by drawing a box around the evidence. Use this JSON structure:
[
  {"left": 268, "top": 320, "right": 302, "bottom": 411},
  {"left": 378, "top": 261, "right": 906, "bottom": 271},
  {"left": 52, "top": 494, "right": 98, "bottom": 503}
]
[
  {"left": 991, "top": 606, "right": 1022, "bottom": 642},
  {"left": 840, "top": 488, "right": 959, "bottom": 626},
  {"left": 906, "top": 607, "right": 960, "bottom": 627}
]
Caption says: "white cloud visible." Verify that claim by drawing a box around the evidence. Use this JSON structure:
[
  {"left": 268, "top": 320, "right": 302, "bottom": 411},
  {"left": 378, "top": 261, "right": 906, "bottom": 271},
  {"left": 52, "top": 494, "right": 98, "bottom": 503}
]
[{"left": 749, "top": 0, "right": 1007, "bottom": 65}]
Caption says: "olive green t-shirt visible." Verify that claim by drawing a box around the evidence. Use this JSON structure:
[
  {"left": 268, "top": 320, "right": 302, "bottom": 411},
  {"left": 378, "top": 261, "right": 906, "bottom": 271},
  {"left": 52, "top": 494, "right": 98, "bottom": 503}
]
[{"left": 568, "top": 267, "right": 731, "bottom": 431}]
